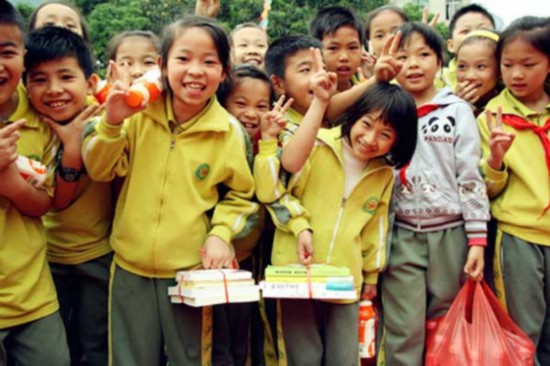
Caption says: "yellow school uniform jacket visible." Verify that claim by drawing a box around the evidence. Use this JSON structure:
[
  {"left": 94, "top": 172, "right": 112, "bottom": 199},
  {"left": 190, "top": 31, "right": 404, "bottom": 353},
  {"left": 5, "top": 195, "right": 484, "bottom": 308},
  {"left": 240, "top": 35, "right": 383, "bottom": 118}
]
[
  {"left": 0, "top": 84, "right": 59, "bottom": 328},
  {"left": 255, "top": 127, "right": 394, "bottom": 298},
  {"left": 82, "top": 95, "right": 258, "bottom": 278},
  {"left": 44, "top": 167, "right": 113, "bottom": 265},
  {"left": 442, "top": 58, "right": 458, "bottom": 90},
  {"left": 478, "top": 89, "right": 550, "bottom": 245}
]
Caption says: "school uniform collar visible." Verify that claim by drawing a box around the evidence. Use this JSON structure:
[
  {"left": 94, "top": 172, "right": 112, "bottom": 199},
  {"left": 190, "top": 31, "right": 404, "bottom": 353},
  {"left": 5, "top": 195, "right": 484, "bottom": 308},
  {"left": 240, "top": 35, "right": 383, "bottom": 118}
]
[
  {"left": 146, "top": 92, "right": 230, "bottom": 133},
  {"left": 490, "top": 89, "right": 550, "bottom": 120},
  {"left": 285, "top": 107, "right": 304, "bottom": 126}
]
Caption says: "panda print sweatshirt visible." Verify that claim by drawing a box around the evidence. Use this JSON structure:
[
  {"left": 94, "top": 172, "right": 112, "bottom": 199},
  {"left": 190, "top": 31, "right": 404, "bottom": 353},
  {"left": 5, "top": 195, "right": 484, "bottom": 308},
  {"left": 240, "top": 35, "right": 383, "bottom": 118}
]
[{"left": 393, "top": 87, "right": 490, "bottom": 246}]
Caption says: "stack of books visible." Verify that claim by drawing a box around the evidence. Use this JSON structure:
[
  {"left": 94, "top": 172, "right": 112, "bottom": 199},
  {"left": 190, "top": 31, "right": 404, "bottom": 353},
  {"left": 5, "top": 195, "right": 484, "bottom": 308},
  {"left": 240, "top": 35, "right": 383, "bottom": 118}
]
[
  {"left": 260, "top": 264, "right": 357, "bottom": 300},
  {"left": 168, "top": 269, "right": 260, "bottom": 307}
]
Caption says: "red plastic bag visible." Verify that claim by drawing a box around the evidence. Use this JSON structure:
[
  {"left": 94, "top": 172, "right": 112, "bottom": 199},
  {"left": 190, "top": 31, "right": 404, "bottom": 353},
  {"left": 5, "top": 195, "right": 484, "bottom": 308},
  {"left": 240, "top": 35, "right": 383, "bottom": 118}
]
[{"left": 425, "top": 279, "right": 535, "bottom": 366}]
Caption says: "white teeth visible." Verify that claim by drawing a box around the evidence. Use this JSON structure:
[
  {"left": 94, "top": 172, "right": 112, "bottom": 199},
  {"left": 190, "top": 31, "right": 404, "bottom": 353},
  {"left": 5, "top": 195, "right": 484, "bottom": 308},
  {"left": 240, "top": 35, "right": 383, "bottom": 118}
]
[
  {"left": 47, "top": 101, "right": 68, "bottom": 109},
  {"left": 185, "top": 83, "right": 204, "bottom": 90}
]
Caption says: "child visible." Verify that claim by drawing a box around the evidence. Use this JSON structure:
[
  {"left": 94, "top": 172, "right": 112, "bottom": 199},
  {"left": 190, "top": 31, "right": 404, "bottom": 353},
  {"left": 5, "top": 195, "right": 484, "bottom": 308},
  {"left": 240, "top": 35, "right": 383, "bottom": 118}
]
[
  {"left": 215, "top": 64, "right": 290, "bottom": 366},
  {"left": 264, "top": 35, "right": 337, "bottom": 173},
  {"left": 477, "top": 16, "right": 550, "bottom": 365},
  {"left": 381, "top": 22, "right": 490, "bottom": 366},
  {"left": 0, "top": 2, "right": 69, "bottom": 365},
  {"left": 81, "top": 16, "right": 257, "bottom": 365},
  {"left": 309, "top": 6, "right": 365, "bottom": 92},
  {"left": 24, "top": 26, "right": 112, "bottom": 366},
  {"left": 444, "top": 4, "right": 496, "bottom": 89},
  {"left": 230, "top": 22, "right": 269, "bottom": 70},
  {"left": 107, "top": 30, "right": 161, "bottom": 83},
  {"left": 28, "top": 1, "right": 90, "bottom": 44},
  {"left": 254, "top": 82, "right": 418, "bottom": 365},
  {"left": 455, "top": 29, "right": 500, "bottom": 114},
  {"left": 364, "top": 5, "right": 409, "bottom": 59}
]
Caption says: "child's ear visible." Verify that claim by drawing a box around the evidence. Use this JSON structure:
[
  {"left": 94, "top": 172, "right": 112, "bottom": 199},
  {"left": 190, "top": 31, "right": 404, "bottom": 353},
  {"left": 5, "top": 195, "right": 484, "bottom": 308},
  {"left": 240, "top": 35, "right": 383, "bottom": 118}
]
[
  {"left": 270, "top": 75, "right": 286, "bottom": 96},
  {"left": 447, "top": 38, "right": 456, "bottom": 54},
  {"left": 87, "top": 73, "right": 100, "bottom": 95}
]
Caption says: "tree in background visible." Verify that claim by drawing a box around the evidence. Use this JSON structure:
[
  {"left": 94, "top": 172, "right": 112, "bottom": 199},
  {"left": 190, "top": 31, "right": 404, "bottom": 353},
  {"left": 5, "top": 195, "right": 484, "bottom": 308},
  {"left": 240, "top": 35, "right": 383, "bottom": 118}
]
[{"left": 15, "top": 0, "right": 450, "bottom": 71}]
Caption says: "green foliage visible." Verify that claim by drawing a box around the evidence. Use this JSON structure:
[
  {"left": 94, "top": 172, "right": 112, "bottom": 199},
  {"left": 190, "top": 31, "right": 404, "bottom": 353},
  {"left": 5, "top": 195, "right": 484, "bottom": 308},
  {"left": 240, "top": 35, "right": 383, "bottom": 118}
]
[
  {"left": 87, "top": 0, "right": 152, "bottom": 68},
  {"left": 16, "top": 3, "right": 35, "bottom": 22}
]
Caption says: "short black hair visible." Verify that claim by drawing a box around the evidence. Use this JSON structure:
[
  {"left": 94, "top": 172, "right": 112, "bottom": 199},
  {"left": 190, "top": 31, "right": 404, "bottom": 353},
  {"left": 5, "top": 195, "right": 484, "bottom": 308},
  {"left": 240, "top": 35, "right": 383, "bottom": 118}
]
[
  {"left": 25, "top": 26, "right": 94, "bottom": 78},
  {"left": 398, "top": 22, "right": 444, "bottom": 64},
  {"left": 337, "top": 82, "right": 417, "bottom": 168},
  {"left": 309, "top": 6, "right": 365, "bottom": 45},
  {"left": 28, "top": 1, "right": 91, "bottom": 45},
  {"left": 449, "top": 4, "right": 495, "bottom": 37},
  {"left": 264, "top": 35, "right": 322, "bottom": 80},
  {"left": 0, "top": 0, "right": 26, "bottom": 37},
  {"left": 364, "top": 5, "right": 409, "bottom": 41},
  {"left": 217, "top": 64, "right": 274, "bottom": 106},
  {"left": 161, "top": 16, "right": 231, "bottom": 76},
  {"left": 107, "top": 30, "right": 161, "bottom": 62}
]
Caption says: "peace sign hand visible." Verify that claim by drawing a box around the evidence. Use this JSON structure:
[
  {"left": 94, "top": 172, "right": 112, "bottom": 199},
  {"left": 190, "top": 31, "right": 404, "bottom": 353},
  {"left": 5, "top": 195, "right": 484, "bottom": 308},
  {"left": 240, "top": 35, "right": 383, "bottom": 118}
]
[
  {"left": 486, "top": 107, "right": 515, "bottom": 171},
  {"left": 261, "top": 95, "right": 293, "bottom": 141},
  {"left": 309, "top": 47, "right": 337, "bottom": 103},
  {"left": 374, "top": 31, "right": 403, "bottom": 83},
  {"left": 421, "top": 7, "right": 440, "bottom": 28}
]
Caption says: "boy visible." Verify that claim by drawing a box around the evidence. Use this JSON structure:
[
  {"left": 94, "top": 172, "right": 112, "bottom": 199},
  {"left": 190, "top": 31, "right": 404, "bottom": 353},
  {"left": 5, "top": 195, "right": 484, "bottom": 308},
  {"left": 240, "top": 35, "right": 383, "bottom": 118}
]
[
  {"left": 24, "top": 26, "right": 111, "bottom": 366},
  {"left": 264, "top": 35, "right": 337, "bottom": 174},
  {"left": 444, "top": 4, "right": 495, "bottom": 89},
  {"left": 309, "top": 6, "right": 365, "bottom": 92},
  {"left": 0, "top": 2, "right": 69, "bottom": 365}
]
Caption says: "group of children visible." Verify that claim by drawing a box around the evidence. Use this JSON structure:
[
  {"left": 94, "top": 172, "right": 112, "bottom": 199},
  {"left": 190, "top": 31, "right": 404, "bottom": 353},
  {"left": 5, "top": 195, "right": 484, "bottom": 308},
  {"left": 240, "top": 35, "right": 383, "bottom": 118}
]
[{"left": 0, "top": 0, "right": 549, "bottom": 365}]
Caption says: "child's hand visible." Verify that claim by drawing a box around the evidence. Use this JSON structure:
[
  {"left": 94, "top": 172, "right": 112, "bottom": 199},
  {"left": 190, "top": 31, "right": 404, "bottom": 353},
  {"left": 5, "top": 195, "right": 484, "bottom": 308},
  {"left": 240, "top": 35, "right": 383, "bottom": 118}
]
[
  {"left": 361, "top": 284, "right": 377, "bottom": 300},
  {"left": 297, "top": 229, "right": 314, "bottom": 264},
  {"left": 464, "top": 245, "right": 484, "bottom": 281},
  {"left": 359, "top": 49, "right": 377, "bottom": 81},
  {"left": 42, "top": 103, "right": 104, "bottom": 150},
  {"left": 309, "top": 47, "right": 337, "bottom": 104},
  {"left": 374, "top": 32, "right": 403, "bottom": 83},
  {"left": 105, "top": 71, "right": 145, "bottom": 125},
  {"left": 201, "top": 235, "right": 234, "bottom": 269},
  {"left": 486, "top": 107, "right": 515, "bottom": 171},
  {"left": 421, "top": 7, "right": 440, "bottom": 28},
  {"left": 260, "top": 95, "right": 293, "bottom": 141},
  {"left": 195, "top": 0, "right": 220, "bottom": 18},
  {"left": 455, "top": 81, "right": 480, "bottom": 104},
  {"left": 0, "top": 119, "right": 25, "bottom": 171}
]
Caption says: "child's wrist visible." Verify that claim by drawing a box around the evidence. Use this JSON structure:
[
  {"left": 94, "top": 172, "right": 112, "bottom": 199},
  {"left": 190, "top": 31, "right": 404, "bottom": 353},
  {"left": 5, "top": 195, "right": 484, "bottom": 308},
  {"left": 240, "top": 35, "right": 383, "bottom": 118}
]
[{"left": 487, "top": 155, "right": 503, "bottom": 171}]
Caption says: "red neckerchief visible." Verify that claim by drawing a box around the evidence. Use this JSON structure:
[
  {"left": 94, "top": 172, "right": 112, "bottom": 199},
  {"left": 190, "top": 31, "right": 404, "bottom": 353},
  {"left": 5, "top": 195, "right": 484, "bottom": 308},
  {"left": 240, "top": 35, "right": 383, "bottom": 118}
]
[
  {"left": 501, "top": 114, "right": 550, "bottom": 217},
  {"left": 398, "top": 104, "right": 441, "bottom": 188}
]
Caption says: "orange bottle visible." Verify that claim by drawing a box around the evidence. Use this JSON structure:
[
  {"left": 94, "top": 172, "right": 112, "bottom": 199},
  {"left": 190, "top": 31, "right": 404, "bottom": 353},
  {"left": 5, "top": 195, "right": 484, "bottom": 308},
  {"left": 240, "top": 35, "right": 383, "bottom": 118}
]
[
  {"left": 359, "top": 300, "right": 376, "bottom": 359},
  {"left": 124, "top": 68, "right": 163, "bottom": 108},
  {"left": 16, "top": 155, "right": 48, "bottom": 187},
  {"left": 93, "top": 79, "right": 112, "bottom": 104}
]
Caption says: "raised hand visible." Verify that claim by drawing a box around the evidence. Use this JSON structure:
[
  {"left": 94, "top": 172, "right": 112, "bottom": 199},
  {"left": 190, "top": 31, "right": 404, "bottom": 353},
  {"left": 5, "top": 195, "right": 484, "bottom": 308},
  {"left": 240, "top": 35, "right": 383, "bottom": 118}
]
[
  {"left": 486, "top": 107, "right": 515, "bottom": 171},
  {"left": 374, "top": 31, "right": 403, "bottom": 83},
  {"left": 0, "top": 119, "right": 25, "bottom": 171},
  {"left": 359, "top": 48, "right": 378, "bottom": 81},
  {"left": 421, "top": 7, "right": 440, "bottom": 28},
  {"left": 455, "top": 80, "right": 480, "bottom": 104},
  {"left": 309, "top": 47, "right": 337, "bottom": 103},
  {"left": 105, "top": 69, "right": 145, "bottom": 125},
  {"left": 195, "top": 0, "right": 220, "bottom": 18},
  {"left": 261, "top": 95, "right": 293, "bottom": 140}
]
